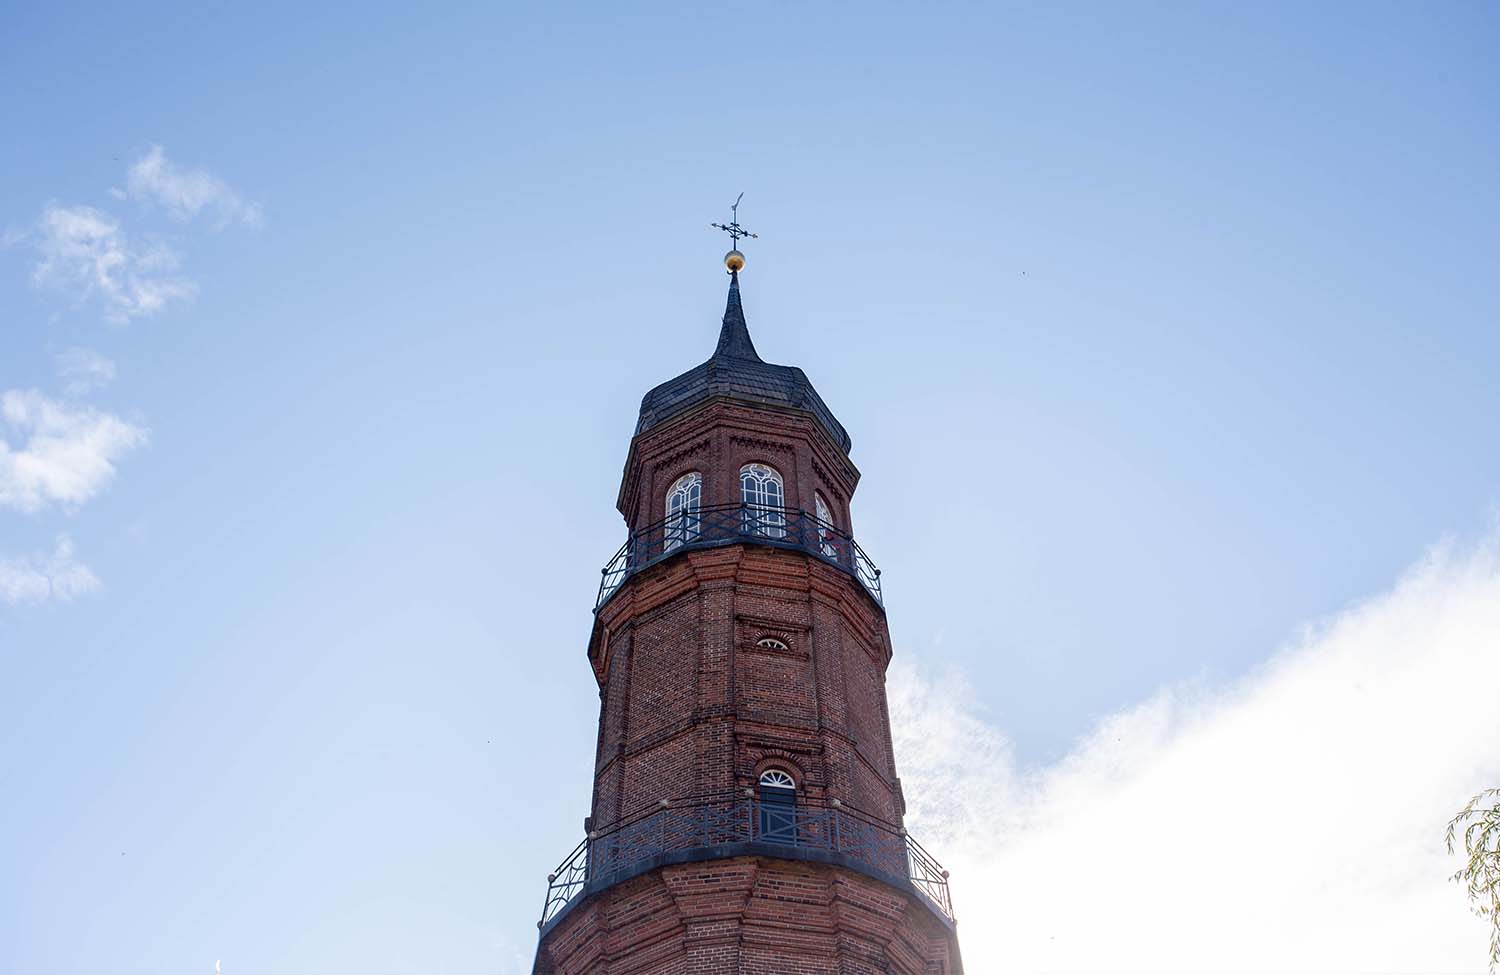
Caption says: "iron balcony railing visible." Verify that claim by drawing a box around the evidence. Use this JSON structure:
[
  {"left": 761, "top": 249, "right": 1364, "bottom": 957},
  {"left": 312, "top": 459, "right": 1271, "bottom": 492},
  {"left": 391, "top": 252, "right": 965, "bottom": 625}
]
[
  {"left": 537, "top": 795, "right": 953, "bottom": 933},
  {"left": 596, "top": 503, "right": 882, "bottom": 611}
]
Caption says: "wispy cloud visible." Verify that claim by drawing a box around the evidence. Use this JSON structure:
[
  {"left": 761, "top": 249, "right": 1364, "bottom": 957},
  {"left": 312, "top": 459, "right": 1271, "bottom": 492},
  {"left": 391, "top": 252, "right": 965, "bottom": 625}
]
[
  {"left": 54, "top": 347, "right": 117, "bottom": 395},
  {"left": 30, "top": 204, "right": 195, "bottom": 322},
  {"left": 890, "top": 533, "right": 1500, "bottom": 974},
  {"left": 0, "top": 389, "right": 147, "bottom": 513},
  {"left": 125, "top": 145, "right": 262, "bottom": 228},
  {"left": 0, "top": 534, "right": 100, "bottom": 605}
]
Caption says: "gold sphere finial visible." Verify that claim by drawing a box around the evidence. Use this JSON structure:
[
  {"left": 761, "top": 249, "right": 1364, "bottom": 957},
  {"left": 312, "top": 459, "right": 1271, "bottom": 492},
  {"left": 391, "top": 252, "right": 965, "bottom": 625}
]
[{"left": 724, "top": 249, "right": 746, "bottom": 273}]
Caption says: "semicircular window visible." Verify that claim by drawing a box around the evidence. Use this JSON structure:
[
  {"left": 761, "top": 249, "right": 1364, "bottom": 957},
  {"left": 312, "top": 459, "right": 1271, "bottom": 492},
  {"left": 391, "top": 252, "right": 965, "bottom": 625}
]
[{"left": 755, "top": 637, "right": 790, "bottom": 651}]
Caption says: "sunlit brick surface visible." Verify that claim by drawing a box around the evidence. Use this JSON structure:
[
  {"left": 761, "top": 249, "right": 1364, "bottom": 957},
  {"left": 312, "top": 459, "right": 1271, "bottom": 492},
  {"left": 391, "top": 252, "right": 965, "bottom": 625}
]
[
  {"left": 589, "top": 400, "right": 904, "bottom": 830},
  {"left": 534, "top": 856, "right": 959, "bottom": 975}
]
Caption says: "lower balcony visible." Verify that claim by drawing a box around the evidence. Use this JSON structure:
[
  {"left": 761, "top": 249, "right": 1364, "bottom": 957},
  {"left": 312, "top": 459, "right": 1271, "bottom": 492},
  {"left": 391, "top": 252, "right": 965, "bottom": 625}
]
[
  {"left": 596, "top": 503, "right": 883, "bottom": 611},
  {"left": 536, "top": 795, "right": 954, "bottom": 938}
]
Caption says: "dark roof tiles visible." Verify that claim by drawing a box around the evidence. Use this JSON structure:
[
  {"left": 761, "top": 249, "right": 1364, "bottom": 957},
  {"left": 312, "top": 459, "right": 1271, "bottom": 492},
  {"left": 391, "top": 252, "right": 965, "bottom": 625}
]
[{"left": 634, "top": 272, "right": 852, "bottom": 454}]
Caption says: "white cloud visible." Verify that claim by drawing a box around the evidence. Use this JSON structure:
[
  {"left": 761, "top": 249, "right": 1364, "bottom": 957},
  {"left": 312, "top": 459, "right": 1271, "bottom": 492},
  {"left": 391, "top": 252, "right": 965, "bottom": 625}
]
[
  {"left": 0, "top": 534, "right": 100, "bottom": 605},
  {"left": 890, "top": 533, "right": 1500, "bottom": 974},
  {"left": 125, "top": 145, "right": 262, "bottom": 228},
  {"left": 30, "top": 204, "right": 195, "bottom": 322},
  {"left": 0, "top": 389, "right": 147, "bottom": 513},
  {"left": 54, "top": 347, "right": 117, "bottom": 395}
]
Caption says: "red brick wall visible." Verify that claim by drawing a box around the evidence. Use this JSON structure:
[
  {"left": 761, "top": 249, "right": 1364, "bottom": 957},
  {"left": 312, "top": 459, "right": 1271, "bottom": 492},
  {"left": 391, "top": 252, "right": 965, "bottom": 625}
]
[
  {"left": 616, "top": 399, "right": 859, "bottom": 538},
  {"left": 589, "top": 544, "right": 902, "bottom": 827},
  {"left": 534, "top": 857, "right": 961, "bottom": 975},
  {"left": 542, "top": 396, "right": 961, "bottom": 972}
]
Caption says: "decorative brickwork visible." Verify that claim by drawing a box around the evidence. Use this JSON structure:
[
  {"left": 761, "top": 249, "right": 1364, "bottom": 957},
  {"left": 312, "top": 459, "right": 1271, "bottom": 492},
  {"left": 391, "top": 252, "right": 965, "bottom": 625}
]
[
  {"left": 534, "top": 274, "right": 963, "bottom": 973},
  {"left": 588, "top": 543, "right": 903, "bottom": 827},
  {"left": 617, "top": 399, "right": 859, "bottom": 541}
]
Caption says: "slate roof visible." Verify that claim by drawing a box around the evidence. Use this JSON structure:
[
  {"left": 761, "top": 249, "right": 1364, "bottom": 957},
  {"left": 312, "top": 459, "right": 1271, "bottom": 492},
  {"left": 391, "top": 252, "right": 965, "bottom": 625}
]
[{"left": 634, "top": 271, "right": 852, "bottom": 454}]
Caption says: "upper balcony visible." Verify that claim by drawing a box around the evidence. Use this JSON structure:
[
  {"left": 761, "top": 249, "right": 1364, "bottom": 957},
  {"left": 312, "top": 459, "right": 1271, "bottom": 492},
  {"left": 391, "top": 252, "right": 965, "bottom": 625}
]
[{"left": 595, "top": 502, "right": 883, "bottom": 612}]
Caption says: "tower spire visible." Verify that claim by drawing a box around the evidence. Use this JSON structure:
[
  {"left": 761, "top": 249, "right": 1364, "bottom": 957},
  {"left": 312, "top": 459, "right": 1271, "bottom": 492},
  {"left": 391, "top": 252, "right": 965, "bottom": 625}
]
[{"left": 713, "top": 269, "right": 760, "bottom": 361}]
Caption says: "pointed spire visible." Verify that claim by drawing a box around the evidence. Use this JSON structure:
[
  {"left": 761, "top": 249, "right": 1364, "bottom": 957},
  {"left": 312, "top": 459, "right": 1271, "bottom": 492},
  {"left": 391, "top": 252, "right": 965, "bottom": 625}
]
[{"left": 714, "top": 269, "right": 761, "bottom": 361}]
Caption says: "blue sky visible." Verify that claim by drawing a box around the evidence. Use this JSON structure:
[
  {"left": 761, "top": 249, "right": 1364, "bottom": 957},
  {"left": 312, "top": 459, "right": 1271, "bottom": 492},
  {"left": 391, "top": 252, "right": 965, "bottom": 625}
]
[{"left": 2, "top": 4, "right": 1498, "bottom": 973}]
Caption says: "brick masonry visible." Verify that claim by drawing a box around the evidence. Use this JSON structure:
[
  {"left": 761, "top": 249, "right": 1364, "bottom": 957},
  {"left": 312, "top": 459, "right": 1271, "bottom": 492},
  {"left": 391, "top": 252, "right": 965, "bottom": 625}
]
[
  {"left": 534, "top": 855, "right": 958, "bottom": 974},
  {"left": 535, "top": 394, "right": 963, "bottom": 973}
]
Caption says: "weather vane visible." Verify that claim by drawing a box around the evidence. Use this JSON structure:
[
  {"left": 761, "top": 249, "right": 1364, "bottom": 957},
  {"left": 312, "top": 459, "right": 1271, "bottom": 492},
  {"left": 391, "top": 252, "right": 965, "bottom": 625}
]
[{"left": 710, "top": 192, "right": 758, "bottom": 272}]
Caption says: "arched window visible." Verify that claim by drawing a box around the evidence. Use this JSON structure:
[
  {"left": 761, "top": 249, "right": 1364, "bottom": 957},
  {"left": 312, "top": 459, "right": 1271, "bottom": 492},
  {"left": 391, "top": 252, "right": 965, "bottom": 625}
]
[
  {"left": 758, "top": 768, "right": 798, "bottom": 844},
  {"left": 755, "top": 637, "right": 789, "bottom": 651},
  {"left": 664, "top": 472, "right": 702, "bottom": 552},
  {"left": 760, "top": 768, "right": 796, "bottom": 788},
  {"left": 814, "top": 493, "right": 837, "bottom": 560},
  {"left": 740, "top": 463, "right": 786, "bottom": 538}
]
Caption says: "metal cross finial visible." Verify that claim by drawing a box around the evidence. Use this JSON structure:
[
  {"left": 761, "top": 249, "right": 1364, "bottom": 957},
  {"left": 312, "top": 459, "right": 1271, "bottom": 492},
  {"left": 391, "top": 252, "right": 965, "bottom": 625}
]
[{"left": 710, "top": 192, "right": 759, "bottom": 246}]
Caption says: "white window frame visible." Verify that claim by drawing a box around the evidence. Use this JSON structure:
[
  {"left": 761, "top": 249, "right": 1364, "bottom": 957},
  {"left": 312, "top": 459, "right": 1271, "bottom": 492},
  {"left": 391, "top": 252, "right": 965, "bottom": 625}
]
[
  {"left": 664, "top": 471, "right": 702, "bottom": 553},
  {"left": 759, "top": 768, "right": 796, "bottom": 790},
  {"left": 814, "top": 492, "right": 837, "bottom": 559},
  {"left": 740, "top": 463, "right": 786, "bottom": 539}
]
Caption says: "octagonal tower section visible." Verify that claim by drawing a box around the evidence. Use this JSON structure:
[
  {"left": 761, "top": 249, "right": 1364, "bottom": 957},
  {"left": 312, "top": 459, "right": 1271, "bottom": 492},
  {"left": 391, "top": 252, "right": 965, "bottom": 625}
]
[{"left": 533, "top": 269, "right": 963, "bottom": 975}]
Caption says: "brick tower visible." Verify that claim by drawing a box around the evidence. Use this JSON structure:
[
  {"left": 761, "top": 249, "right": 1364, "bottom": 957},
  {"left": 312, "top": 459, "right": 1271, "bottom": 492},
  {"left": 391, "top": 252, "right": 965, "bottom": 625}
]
[{"left": 531, "top": 248, "right": 963, "bottom": 974}]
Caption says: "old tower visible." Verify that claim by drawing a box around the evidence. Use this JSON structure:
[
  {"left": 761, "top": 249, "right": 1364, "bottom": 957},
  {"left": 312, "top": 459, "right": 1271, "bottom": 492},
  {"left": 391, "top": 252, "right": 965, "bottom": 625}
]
[{"left": 532, "top": 231, "right": 962, "bottom": 973}]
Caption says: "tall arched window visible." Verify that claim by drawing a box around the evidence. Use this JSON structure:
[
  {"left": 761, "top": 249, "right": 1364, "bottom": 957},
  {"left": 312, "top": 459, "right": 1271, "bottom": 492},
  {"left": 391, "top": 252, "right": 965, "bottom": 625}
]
[
  {"left": 814, "top": 493, "right": 837, "bottom": 560},
  {"left": 740, "top": 463, "right": 786, "bottom": 538},
  {"left": 758, "top": 768, "right": 798, "bottom": 844},
  {"left": 664, "top": 471, "right": 702, "bottom": 552}
]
